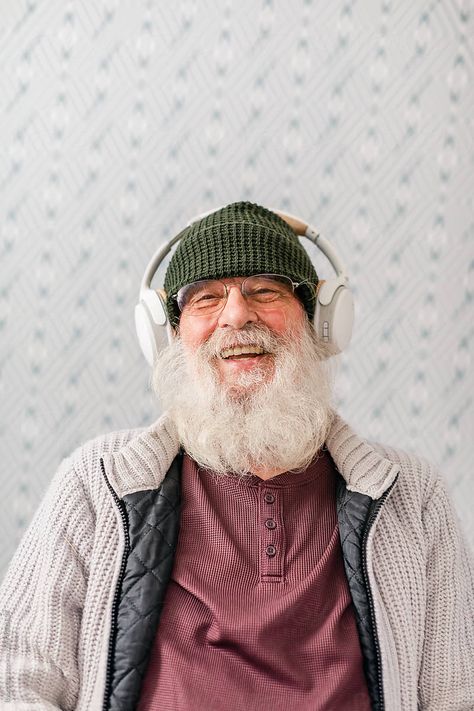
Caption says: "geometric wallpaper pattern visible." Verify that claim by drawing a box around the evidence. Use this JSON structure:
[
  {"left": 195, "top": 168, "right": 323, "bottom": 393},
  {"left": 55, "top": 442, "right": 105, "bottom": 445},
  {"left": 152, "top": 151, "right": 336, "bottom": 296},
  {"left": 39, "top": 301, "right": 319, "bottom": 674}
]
[{"left": 0, "top": 0, "right": 473, "bottom": 577}]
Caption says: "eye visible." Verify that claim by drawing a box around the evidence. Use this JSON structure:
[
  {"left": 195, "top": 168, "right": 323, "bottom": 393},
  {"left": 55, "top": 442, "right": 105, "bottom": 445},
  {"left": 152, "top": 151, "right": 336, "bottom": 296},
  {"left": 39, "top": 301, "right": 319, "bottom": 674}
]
[
  {"left": 194, "top": 292, "right": 221, "bottom": 303},
  {"left": 177, "top": 279, "right": 226, "bottom": 312},
  {"left": 188, "top": 289, "right": 224, "bottom": 310},
  {"left": 253, "top": 287, "right": 280, "bottom": 295},
  {"left": 247, "top": 282, "right": 287, "bottom": 301}
]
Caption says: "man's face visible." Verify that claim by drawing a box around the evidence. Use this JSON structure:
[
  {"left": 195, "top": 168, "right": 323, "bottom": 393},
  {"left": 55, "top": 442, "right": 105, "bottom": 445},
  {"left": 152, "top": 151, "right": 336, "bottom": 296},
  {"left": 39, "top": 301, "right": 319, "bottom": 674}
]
[
  {"left": 177, "top": 276, "right": 307, "bottom": 388},
  {"left": 153, "top": 276, "right": 334, "bottom": 477}
]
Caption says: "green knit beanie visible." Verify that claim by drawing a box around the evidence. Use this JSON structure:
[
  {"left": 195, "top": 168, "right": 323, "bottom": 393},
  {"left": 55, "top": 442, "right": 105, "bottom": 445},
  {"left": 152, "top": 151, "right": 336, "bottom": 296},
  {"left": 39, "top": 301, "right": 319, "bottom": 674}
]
[{"left": 163, "top": 201, "right": 318, "bottom": 325}]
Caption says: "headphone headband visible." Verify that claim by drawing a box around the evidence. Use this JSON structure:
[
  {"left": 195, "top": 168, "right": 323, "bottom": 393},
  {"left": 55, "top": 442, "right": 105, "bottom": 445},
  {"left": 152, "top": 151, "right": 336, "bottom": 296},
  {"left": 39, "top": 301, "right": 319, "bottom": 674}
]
[{"left": 270, "top": 208, "right": 348, "bottom": 280}]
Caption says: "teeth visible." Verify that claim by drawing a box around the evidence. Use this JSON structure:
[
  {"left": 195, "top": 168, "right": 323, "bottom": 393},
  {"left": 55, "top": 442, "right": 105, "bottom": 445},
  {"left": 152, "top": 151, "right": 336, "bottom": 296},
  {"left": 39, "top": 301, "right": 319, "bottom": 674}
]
[{"left": 220, "top": 345, "right": 265, "bottom": 359}]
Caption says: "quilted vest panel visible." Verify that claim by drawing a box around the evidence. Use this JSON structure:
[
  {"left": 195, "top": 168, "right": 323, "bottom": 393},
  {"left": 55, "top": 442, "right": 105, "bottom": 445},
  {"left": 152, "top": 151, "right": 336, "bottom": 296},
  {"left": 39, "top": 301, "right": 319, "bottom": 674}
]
[{"left": 104, "top": 453, "right": 182, "bottom": 711}]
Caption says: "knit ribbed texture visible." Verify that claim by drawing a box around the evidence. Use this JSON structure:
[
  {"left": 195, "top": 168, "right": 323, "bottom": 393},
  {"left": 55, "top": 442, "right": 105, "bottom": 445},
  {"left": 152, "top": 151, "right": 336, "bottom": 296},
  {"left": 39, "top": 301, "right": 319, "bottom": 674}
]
[
  {"left": 163, "top": 202, "right": 319, "bottom": 324},
  {"left": 0, "top": 413, "right": 473, "bottom": 710}
]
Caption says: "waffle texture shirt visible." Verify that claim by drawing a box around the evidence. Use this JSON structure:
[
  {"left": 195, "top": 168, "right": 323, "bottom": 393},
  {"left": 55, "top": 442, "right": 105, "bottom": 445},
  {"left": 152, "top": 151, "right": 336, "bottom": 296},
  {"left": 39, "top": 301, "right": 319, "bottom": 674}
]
[{"left": 138, "top": 449, "right": 371, "bottom": 711}]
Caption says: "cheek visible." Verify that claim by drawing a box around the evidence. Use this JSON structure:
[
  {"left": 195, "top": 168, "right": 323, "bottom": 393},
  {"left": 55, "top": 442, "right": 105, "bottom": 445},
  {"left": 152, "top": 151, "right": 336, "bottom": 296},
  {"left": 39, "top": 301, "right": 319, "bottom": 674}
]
[
  {"left": 261, "top": 303, "right": 306, "bottom": 335},
  {"left": 178, "top": 316, "right": 216, "bottom": 351}
]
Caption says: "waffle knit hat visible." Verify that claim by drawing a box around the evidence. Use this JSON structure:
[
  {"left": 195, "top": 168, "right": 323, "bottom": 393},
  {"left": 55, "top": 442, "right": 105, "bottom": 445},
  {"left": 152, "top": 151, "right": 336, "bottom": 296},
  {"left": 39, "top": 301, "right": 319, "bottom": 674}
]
[{"left": 163, "top": 201, "right": 319, "bottom": 325}]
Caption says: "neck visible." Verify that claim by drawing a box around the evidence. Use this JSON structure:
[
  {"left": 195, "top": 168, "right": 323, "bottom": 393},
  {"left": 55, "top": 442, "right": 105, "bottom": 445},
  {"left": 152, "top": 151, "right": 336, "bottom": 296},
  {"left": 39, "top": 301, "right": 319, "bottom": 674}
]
[{"left": 250, "top": 466, "right": 289, "bottom": 480}]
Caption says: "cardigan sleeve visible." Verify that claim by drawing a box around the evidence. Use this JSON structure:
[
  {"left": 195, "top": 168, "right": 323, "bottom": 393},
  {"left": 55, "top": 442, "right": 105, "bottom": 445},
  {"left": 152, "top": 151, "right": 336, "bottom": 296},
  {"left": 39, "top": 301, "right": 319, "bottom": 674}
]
[
  {"left": 419, "top": 473, "right": 474, "bottom": 710},
  {"left": 0, "top": 457, "right": 95, "bottom": 710}
]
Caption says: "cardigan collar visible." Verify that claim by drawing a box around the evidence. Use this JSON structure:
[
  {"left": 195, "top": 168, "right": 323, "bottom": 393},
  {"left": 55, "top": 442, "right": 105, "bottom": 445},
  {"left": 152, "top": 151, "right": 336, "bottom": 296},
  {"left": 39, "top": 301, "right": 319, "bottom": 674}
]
[{"left": 102, "top": 411, "right": 399, "bottom": 501}]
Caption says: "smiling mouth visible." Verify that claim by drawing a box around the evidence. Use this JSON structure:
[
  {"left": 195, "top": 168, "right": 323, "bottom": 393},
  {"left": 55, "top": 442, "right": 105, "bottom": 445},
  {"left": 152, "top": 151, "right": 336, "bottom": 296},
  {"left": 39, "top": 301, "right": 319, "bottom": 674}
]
[{"left": 220, "top": 345, "right": 267, "bottom": 359}]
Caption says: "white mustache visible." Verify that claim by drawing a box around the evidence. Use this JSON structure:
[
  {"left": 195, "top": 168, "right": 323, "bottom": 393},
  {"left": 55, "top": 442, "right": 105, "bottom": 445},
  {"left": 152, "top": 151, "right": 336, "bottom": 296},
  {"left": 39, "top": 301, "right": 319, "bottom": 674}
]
[{"left": 197, "top": 323, "right": 285, "bottom": 360}]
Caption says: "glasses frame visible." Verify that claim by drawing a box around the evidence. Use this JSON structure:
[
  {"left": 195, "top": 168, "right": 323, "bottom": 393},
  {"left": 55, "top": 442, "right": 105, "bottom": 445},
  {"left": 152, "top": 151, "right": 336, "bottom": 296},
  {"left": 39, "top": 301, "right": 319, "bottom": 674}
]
[{"left": 173, "top": 273, "right": 313, "bottom": 316}]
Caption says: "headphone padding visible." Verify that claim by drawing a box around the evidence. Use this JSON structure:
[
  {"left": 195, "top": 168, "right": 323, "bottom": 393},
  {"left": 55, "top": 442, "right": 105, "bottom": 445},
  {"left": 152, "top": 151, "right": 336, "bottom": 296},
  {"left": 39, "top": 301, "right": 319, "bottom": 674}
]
[{"left": 314, "top": 282, "right": 354, "bottom": 354}]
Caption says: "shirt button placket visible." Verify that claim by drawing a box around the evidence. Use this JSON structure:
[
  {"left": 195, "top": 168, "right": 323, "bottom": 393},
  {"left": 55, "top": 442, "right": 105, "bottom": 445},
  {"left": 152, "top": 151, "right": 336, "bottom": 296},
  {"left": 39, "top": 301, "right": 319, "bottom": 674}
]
[{"left": 260, "top": 488, "right": 284, "bottom": 583}]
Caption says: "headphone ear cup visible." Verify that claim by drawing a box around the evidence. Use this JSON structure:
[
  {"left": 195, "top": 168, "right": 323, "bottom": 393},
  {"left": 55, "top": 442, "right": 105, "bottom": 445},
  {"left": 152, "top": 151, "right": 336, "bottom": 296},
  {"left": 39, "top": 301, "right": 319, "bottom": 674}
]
[
  {"left": 313, "top": 280, "right": 354, "bottom": 354},
  {"left": 135, "top": 290, "right": 170, "bottom": 366}
]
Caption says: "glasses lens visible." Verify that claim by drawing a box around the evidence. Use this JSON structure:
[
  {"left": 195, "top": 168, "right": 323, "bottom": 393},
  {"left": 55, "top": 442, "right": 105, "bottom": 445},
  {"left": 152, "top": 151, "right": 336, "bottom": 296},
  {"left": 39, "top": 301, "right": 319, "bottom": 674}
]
[
  {"left": 244, "top": 274, "right": 295, "bottom": 303},
  {"left": 176, "top": 280, "right": 226, "bottom": 314}
]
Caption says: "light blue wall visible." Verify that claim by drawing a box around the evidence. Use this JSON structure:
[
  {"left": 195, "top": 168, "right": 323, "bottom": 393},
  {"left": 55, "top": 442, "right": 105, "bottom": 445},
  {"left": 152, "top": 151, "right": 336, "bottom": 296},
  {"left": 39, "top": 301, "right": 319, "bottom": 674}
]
[{"left": 1, "top": 0, "right": 473, "bottom": 576}]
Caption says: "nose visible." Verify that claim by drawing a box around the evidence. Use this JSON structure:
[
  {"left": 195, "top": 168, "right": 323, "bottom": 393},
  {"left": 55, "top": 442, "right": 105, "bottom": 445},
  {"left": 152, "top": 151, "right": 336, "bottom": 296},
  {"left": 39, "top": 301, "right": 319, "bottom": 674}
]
[{"left": 217, "top": 284, "right": 258, "bottom": 329}]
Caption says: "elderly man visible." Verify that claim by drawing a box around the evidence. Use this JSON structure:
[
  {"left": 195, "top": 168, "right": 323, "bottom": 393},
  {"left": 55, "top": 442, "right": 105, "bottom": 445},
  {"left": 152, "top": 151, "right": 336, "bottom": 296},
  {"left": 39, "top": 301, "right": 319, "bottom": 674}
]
[{"left": 0, "top": 202, "right": 473, "bottom": 711}]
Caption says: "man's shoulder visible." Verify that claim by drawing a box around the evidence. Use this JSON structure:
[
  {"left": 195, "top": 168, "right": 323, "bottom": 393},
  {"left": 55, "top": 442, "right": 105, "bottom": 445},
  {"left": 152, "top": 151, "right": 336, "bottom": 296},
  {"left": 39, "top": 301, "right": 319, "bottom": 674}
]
[
  {"left": 327, "top": 413, "right": 438, "bottom": 500},
  {"left": 70, "top": 423, "right": 149, "bottom": 463},
  {"left": 39, "top": 426, "right": 141, "bottom": 503},
  {"left": 370, "top": 439, "right": 434, "bottom": 472},
  {"left": 369, "top": 439, "right": 440, "bottom": 502},
  {"left": 59, "top": 420, "right": 161, "bottom": 487},
  {"left": 62, "top": 414, "right": 179, "bottom": 498},
  {"left": 65, "top": 427, "right": 147, "bottom": 467}
]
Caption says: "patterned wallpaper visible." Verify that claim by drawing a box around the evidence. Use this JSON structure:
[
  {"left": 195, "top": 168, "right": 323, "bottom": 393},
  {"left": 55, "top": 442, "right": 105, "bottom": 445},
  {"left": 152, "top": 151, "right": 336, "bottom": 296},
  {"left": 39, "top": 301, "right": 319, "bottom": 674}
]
[{"left": 0, "top": 0, "right": 473, "bottom": 577}]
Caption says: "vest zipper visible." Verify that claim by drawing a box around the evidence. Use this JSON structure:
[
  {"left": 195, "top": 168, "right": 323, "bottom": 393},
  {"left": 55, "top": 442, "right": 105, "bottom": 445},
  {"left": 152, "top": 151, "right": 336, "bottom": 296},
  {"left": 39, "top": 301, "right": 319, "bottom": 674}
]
[
  {"left": 361, "top": 478, "right": 398, "bottom": 711},
  {"left": 100, "top": 457, "right": 130, "bottom": 711}
]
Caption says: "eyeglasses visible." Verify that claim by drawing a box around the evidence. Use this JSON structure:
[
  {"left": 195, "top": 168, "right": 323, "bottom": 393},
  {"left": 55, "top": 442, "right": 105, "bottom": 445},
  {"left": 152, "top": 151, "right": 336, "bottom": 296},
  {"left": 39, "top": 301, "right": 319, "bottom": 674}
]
[{"left": 173, "top": 274, "right": 313, "bottom": 316}]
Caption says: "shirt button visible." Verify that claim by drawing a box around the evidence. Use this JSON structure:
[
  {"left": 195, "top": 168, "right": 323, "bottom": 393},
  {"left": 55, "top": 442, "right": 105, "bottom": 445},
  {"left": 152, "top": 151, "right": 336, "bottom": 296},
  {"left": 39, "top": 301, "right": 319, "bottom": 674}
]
[
  {"left": 264, "top": 493, "right": 275, "bottom": 503},
  {"left": 266, "top": 545, "right": 277, "bottom": 557},
  {"left": 265, "top": 518, "right": 277, "bottom": 530}
]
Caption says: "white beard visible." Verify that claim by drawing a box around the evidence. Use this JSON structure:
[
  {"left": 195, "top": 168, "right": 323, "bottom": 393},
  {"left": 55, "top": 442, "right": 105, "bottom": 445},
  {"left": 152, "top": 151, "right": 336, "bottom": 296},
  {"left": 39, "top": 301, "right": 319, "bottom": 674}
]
[{"left": 152, "top": 321, "right": 337, "bottom": 478}]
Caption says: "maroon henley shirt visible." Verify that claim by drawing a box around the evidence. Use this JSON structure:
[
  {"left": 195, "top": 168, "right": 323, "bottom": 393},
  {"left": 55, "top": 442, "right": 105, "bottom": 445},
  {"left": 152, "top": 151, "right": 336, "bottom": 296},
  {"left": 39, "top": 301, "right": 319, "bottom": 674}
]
[{"left": 138, "top": 448, "right": 371, "bottom": 711}]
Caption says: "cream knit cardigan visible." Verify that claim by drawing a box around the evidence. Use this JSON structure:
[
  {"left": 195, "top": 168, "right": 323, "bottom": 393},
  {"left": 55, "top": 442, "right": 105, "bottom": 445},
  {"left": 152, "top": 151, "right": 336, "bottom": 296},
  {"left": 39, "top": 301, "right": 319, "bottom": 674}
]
[{"left": 0, "top": 413, "right": 473, "bottom": 711}]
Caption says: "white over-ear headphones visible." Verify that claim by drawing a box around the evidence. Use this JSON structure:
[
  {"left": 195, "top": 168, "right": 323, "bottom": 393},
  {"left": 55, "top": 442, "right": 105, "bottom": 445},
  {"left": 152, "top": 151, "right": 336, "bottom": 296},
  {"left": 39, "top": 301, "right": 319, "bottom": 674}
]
[{"left": 135, "top": 207, "right": 354, "bottom": 366}]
